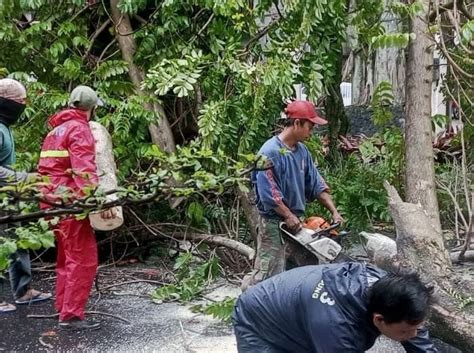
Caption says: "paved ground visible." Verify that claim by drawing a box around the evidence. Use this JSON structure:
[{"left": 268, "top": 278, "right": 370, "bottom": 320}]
[
  {"left": 0, "top": 278, "right": 239, "bottom": 353},
  {"left": 0, "top": 266, "right": 464, "bottom": 352}
]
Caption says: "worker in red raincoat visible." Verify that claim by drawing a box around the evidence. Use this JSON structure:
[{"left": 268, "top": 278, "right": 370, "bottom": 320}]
[{"left": 38, "top": 86, "right": 115, "bottom": 331}]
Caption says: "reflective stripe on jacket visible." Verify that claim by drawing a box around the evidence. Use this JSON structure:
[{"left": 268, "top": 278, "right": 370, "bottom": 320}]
[{"left": 38, "top": 109, "right": 98, "bottom": 200}]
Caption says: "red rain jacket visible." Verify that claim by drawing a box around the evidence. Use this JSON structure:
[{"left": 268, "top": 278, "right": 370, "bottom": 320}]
[{"left": 38, "top": 109, "right": 98, "bottom": 200}]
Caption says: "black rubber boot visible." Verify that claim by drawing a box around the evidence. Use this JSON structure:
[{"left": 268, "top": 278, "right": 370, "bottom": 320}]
[{"left": 59, "top": 318, "right": 101, "bottom": 331}]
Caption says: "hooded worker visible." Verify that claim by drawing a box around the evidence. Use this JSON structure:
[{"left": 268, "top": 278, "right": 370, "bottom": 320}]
[{"left": 38, "top": 85, "right": 113, "bottom": 330}]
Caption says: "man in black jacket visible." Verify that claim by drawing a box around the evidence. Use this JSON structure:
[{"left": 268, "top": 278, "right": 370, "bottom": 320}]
[{"left": 232, "top": 262, "right": 437, "bottom": 352}]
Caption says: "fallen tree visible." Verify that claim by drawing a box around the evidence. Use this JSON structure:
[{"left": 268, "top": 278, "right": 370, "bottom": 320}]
[{"left": 383, "top": 182, "right": 473, "bottom": 352}]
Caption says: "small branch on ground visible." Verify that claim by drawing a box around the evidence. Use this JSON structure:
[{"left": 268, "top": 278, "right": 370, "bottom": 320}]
[
  {"left": 38, "top": 337, "right": 53, "bottom": 349},
  {"left": 28, "top": 311, "right": 131, "bottom": 324},
  {"left": 100, "top": 279, "right": 167, "bottom": 291}
]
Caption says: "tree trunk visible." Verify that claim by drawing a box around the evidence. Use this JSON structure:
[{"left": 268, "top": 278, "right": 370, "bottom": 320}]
[
  {"left": 374, "top": 7, "right": 405, "bottom": 105},
  {"left": 109, "top": 0, "right": 176, "bottom": 153},
  {"left": 404, "top": 1, "right": 442, "bottom": 233},
  {"left": 350, "top": 0, "right": 406, "bottom": 105},
  {"left": 351, "top": 53, "right": 366, "bottom": 105},
  {"left": 384, "top": 183, "right": 474, "bottom": 352},
  {"left": 236, "top": 187, "right": 260, "bottom": 245},
  {"left": 325, "top": 48, "right": 349, "bottom": 155},
  {"left": 385, "top": 182, "right": 452, "bottom": 280},
  {"left": 110, "top": 1, "right": 185, "bottom": 208}
]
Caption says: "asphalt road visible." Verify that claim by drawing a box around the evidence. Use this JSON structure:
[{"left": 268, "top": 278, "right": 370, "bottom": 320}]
[{"left": 0, "top": 271, "right": 464, "bottom": 352}]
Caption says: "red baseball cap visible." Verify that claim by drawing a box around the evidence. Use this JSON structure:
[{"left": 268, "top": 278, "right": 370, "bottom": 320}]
[{"left": 285, "top": 100, "right": 327, "bottom": 125}]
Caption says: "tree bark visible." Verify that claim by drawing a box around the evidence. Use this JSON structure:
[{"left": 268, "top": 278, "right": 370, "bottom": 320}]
[
  {"left": 118, "top": 228, "right": 255, "bottom": 260},
  {"left": 374, "top": 5, "right": 405, "bottom": 105},
  {"left": 173, "top": 232, "right": 255, "bottom": 259},
  {"left": 404, "top": 1, "right": 442, "bottom": 233},
  {"left": 349, "top": 0, "right": 406, "bottom": 105},
  {"left": 384, "top": 182, "right": 474, "bottom": 352},
  {"left": 109, "top": 1, "right": 185, "bottom": 208},
  {"left": 325, "top": 48, "right": 349, "bottom": 155},
  {"left": 459, "top": 192, "right": 474, "bottom": 261},
  {"left": 109, "top": 0, "right": 176, "bottom": 153},
  {"left": 236, "top": 187, "right": 260, "bottom": 245}
]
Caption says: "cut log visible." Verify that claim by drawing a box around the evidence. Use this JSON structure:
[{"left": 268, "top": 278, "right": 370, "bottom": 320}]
[
  {"left": 360, "top": 231, "right": 474, "bottom": 265},
  {"left": 359, "top": 232, "right": 397, "bottom": 268},
  {"left": 89, "top": 121, "right": 124, "bottom": 231}
]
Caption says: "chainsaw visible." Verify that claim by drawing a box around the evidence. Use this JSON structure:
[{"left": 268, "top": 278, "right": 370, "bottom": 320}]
[{"left": 279, "top": 218, "right": 351, "bottom": 264}]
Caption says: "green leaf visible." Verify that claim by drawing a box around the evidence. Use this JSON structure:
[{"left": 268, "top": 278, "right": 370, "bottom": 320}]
[
  {"left": 461, "top": 20, "right": 474, "bottom": 45},
  {"left": 186, "top": 201, "right": 205, "bottom": 224}
]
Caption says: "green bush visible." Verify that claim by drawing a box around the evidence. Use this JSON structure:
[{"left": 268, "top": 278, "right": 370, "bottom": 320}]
[{"left": 305, "top": 129, "right": 404, "bottom": 232}]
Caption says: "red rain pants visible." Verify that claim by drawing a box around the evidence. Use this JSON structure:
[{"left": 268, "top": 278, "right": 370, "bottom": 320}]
[{"left": 55, "top": 217, "right": 97, "bottom": 321}]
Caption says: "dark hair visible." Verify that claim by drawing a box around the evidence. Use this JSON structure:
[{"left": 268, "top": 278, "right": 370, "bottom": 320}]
[
  {"left": 281, "top": 118, "right": 304, "bottom": 127},
  {"left": 367, "top": 273, "right": 433, "bottom": 324}
]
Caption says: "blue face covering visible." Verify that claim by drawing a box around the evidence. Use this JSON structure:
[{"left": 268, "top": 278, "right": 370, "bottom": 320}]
[{"left": 0, "top": 97, "right": 26, "bottom": 126}]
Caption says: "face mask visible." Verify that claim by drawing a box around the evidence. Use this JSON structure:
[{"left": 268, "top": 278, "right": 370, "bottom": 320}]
[{"left": 0, "top": 97, "right": 26, "bottom": 126}]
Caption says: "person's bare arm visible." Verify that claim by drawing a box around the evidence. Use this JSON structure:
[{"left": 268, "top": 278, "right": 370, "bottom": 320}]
[
  {"left": 0, "top": 166, "right": 27, "bottom": 183},
  {"left": 317, "top": 191, "right": 344, "bottom": 223},
  {"left": 274, "top": 203, "right": 301, "bottom": 232}
]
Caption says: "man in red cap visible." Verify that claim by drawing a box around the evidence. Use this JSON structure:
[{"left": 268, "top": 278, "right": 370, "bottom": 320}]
[{"left": 242, "top": 100, "right": 343, "bottom": 290}]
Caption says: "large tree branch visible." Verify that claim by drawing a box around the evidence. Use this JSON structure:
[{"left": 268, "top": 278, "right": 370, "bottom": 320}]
[
  {"left": 84, "top": 18, "right": 111, "bottom": 58},
  {"left": 0, "top": 188, "right": 162, "bottom": 224},
  {"left": 109, "top": 0, "right": 176, "bottom": 152},
  {"left": 125, "top": 215, "right": 255, "bottom": 260}
]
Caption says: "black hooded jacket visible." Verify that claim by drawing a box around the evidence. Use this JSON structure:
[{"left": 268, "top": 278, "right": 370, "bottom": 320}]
[{"left": 233, "top": 262, "right": 437, "bottom": 353}]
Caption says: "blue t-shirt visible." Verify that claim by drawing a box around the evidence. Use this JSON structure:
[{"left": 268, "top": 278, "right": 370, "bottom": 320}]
[{"left": 252, "top": 136, "right": 328, "bottom": 219}]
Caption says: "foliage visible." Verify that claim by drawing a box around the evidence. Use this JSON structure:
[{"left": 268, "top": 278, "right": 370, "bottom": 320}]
[
  {"left": 436, "top": 161, "right": 471, "bottom": 232},
  {"left": 0, "top": 219, "right": 55, "bottom": 273},
  {"left": 0, "top": 0, "right": 373, "bottom": 176},
  {"left": 371, "top": 81, "right": 394, "bottom": 126},
  {"left": 0, "top": 176, "right": 57, "bottom": 272},
  {"left": 348, "top": 0, "right": 424, "bottom": 66},
  {"left": 445, "top": 286, "right": 474, "bottom": 310},
  {"left": 15, "top": 219, "right": 56, "bottom": 250},
  {"left": 0, "top": 0, "right": 441, "bottom": 283},
  {"left": 191, "top": 297, "right": 236, "bottom": 323},
  {"left": 0, "top": 141, "right": 258, "bottom": 270},
  {"left": 151, "top": 252, "right": 221, "bottom": 302},
  {"left": 390, "top": 1, "right": 424, "bottom": 18},
  {"left": 306, "top": 129, "right": 404, "bottom": 231},
  {"left": 460, "top": 20, "right": 474, "bottom": 45},
  {"left": 144, "top": 50, "right": 205, "bottom": 98},
  {"left": 370, "top": 33, "right": 415, "bottom": 49},
  {"left": 431, "top": 114, "right": 450, "bottom": 132},
  {"left": 0, "top": 237, "right": 17, "bottom": 273}
]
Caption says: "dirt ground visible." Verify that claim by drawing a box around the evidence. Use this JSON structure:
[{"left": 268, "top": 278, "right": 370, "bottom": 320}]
[{"left": 0, "top": 263, "right": 465, "bottom": 353}]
